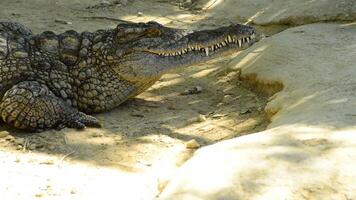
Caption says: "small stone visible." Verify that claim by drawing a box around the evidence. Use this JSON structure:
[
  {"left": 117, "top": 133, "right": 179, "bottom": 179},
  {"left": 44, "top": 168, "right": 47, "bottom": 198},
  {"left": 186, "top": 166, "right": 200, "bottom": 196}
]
[
  {"left": 157, "top": 179, "right": 169, "bottom": 194},
  {"left": 55, "top": 19, "right": 72, "bottom": 25},
  {"left": 196, "top": 114, "right": 206, "bottom": 122},
  {"left": 91, "top": 132, "right": 104, "bottom": 137},
  {"left": 34, "top": 193, "right": 44, "bottom": 198},
  {"left": 185, "top": 139, "right": 200, "bottom": 149},
  {"left": 0, "top": 131, "right": 9, "bottom": 138},
  {"left": 137, "top": 12, "right": 143, "bottom": 17},
  {"left": 14, "top": 138, "right": 25, "bottom": 145},
  {"left": 211, "top": 114, "right": 227, "bottom": 119},
  {"left": 100, "top": 0, "right": 111, "bottom": 6},
  {"left": 40, "top": 160, "right": 54, "bottom": 165},
  {"left": 223, "top": 95, "right": 234, "bottom": 104},
  {"left": 240, "top": 108, "right": 251, "bottom": 114},
  {"left": 5, "top": 135, "right": 14, "bottom": 141},
  {"left": 187, "top": 114, "right": 206, "bottom": 124},
  {"left": 70, "top": 189, "right": 77, "bottom": 194},
  {"left": 181, "top": 86, "right": 203, "bottom": 95},
  {"left": 130, "top": 112, "right": 144, "bottom": 118},
  {"left": 216, "top": 102, "right": 224, "bottom": 107}
]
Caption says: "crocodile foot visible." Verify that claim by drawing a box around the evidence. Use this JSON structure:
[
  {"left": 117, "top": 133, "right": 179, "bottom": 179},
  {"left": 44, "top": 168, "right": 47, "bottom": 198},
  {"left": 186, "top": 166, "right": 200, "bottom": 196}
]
[{"left": 0, "top": 81, "right": 101, "bottom": 132}]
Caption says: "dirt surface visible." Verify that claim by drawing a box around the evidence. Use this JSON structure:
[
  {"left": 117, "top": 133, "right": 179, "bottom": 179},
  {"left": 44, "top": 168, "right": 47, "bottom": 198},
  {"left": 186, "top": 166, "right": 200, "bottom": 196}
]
[
  {"left": 0, "top": 57, "right": 269, "bottom": 169},
  {"left": 0, "top": 0, "right": 271, "bottom": 199},
  {"left": 159, "top": 22, "right": 356, "bottom": 200}
]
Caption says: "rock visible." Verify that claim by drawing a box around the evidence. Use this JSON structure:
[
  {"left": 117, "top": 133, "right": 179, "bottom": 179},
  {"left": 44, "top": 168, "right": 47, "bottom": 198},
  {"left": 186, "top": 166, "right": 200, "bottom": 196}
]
[
  {"left": 100, "top": 0, "right": 111, "bottom": 6},
  {"left": 14, "top": 138, "right": 25, "bottom": 145},
  {"left": 196, "top": 114, "right": 206, "bottom": 122},
  {"left": 91, "top": 132, "right": 104, "bottom": 137},
  {"left": 197, "top": 0, "right": 356, "bottom": 25},
  {"left": 70, "top": 189, "right": 77, "bottom": 194},
  {"left": 216, "top": 102, "right": 224, "bottom": 107},
  {"left": 188, "top": 114, "right": 206, "bottom": 124},
  {"left": 54, "top": 19, "right": 72, "bottom": 25},
  {"left": 181, "top": 86, "right": 203, "bottom": 95},
  {"left": 0, "top": 131, "right": 9, "bottom": 138},
  {"left": 40, "top": 160, "right": 55, "bottom": 165},
  {"left": 222, "top": 95, "right": 234, "bottom": 104},
  {"left": 239, "top": 108, "right": 251, "bottom": 114},
  {"left": 157, "top": 179, "right": 169, "bottom": 194},
  {"left": 211, "top": 114, "right": 227, "bottom": 119},
  {"left": 185, "top": 139, "right": 200, "bottom": 149},
  {"left": 130, "top": 112, "right": 145, "bottom": 118}
]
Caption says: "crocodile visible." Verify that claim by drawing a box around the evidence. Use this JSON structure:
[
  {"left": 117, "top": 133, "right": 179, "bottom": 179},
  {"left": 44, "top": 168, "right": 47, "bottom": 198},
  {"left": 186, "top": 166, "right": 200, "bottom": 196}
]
[{"left": 0, "top": 21, "right": 257, "bottom": 132}]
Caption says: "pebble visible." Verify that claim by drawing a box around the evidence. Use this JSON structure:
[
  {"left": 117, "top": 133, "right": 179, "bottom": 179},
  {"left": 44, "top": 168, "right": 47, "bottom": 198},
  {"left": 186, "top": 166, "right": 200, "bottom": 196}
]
[
  {"left": 196, "top": 114, "right": 206, "bottom": 122},
  {"left": 0, "top": 131, "right": 9, "bottom": 138},
  {"left": 40, "top": 160, "right": 55, "bottom": 165},
  {"left": 35, "top": 193, "right": 44, "bottom": 198},
  {"left": 185, "top": 139, "right": 200, "bottom": 149},
  {"left": 223, "top": 95, "right": 234, "bottom": 104},
  {"left": 91, "top": 132, "right": 104, "bottom": 138},
  {"left": 14, "top": 138, "right": 25, "bottom": 145},
  {"left": 100, "top": 0, "right": 111, "bottom": 5},
  {"left": 54, "top": 19, "right": 72, "bottom": 25},
  {"left": 130, "top": 112, "right": 145, "bottom": 118},
  {"left": 188, "top": 114, "right": 206, "bottom": 124},
  {"left": 181, "top": 86, "right": 203, "bottom": 95},
  {"left": 70, "top": 189, "right": 77, "bottom": 194},
  {"left": 240, "top": 108, "right": 251, "bottom": 114},
  {"left": 211, "top": 114, "right": 227, "bottom": 119},
  {"left": 157, "top": 179, "right": 169, "bottom": 194},
  {"left": 216, "top": 102, "right": 224, "bottom": 107}
]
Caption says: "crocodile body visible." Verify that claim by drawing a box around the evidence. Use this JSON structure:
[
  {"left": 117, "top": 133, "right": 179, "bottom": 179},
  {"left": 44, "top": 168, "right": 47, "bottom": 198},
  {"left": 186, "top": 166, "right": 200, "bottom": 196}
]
[{"left": 0, "top": 21, "right": 257, "bottom": 131}]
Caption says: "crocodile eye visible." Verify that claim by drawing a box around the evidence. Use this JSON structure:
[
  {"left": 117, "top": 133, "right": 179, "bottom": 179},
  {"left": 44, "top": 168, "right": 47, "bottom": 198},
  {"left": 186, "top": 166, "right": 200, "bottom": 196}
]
[{"left": 146, "top": 28, "right": 162, "bottom": 37}]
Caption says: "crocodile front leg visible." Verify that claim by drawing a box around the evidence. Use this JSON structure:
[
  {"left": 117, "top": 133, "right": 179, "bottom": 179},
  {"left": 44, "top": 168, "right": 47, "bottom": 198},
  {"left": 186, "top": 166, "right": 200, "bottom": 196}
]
[{"left": 0, "top": 81, "right": 101, "bottom": 132}]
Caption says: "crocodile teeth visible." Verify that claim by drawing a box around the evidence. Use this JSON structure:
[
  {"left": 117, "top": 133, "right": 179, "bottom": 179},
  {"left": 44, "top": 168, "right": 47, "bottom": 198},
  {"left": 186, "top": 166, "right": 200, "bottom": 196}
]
[
  {"left": 238, "top": 39, "right": 242, "bottom": 47},
  {"left": 227, "top": 35, "right": 232, "bottom": 43},
  {"left": 205, "top": 47, "right": 209, "bottom": 56},
  {"left": 246, "top": 37, "right": 250, "bottom": 43}
]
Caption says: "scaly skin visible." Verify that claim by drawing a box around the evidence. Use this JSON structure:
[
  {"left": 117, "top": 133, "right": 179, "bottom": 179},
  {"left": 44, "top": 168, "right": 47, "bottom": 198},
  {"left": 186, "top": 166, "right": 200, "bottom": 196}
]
[{"left": 0, "top": 21, "right": 257, "bottom": 132}]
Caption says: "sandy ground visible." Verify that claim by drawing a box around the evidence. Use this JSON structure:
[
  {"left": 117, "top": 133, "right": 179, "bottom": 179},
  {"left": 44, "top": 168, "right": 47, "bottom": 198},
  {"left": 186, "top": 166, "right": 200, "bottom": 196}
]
[
  {"left": 159, "top": 22, "right": 356, "bottom": 200},
  {"left": 0, "top": 0, "right": 272, "bottom": 199}
]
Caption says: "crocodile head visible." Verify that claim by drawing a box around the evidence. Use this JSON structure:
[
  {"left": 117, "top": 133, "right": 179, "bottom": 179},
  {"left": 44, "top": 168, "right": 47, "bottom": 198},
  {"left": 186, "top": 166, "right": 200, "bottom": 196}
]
[{"left": 111, "top": 21, "right": 257, "bottom": 85}]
